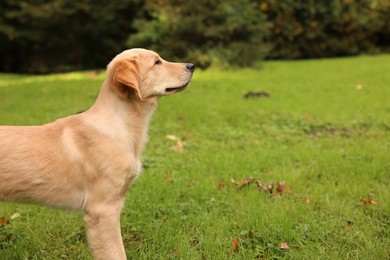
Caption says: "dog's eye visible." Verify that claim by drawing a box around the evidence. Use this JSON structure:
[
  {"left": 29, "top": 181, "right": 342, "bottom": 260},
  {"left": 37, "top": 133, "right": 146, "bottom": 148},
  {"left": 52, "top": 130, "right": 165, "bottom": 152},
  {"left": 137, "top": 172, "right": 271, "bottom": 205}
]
[{"left": 154, "top": 60, "right": 162, "bottom": 65}]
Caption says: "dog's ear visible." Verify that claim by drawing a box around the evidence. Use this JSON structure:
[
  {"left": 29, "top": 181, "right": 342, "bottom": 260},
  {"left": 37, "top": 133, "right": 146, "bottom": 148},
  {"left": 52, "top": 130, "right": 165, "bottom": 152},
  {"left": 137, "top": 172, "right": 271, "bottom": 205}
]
[{"left": 110, "top": 58, "right": 142, "bottom": 100}]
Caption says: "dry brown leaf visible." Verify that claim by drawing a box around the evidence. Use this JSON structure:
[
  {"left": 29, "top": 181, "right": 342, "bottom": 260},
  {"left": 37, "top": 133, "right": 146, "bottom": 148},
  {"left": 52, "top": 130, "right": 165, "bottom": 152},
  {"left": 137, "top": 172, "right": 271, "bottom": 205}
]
[
  {"left": 231, "top": 178, "right": 255, "bottom": 189},
  {"left": 280, "top": 242, "right": 289, "bottom": 250},
  {"left": 0, "top": 217, "right": 10, "bottom": 227},
  {"left": 170, "top": 140, "right": 185, "bottom": 152},
  {"left": 248, "top": 229, "right": 254, "bottom": 238},
  {"left": 199, "top": 250, "right": 207, "bottom": 260},
  {"left": 217, "top": 182, "right": 226, "bottom": 190},
  {"left": 276, "top": 181, "right": 286, "bottom": 192},
  {"left": 232, "top": 239, "right": 239, "bottom": 252},
  {"left": 161, "top": 216, "right": 169, "bottom": 223},
  {"left": 255, "top": 180, "right": 274, "bottom": 193},
  {"left": 231, "top": 178, "right": 292, "bottom": 196},
  {"left": 341, "top": 220, "right": 354, "bottom": 234},
  {"left": 303, "top": 115, "right": 313, "bottom": 122},
  {"left": 302, "top": 196, "right": 310, "bottom": 205},
  {"left": 276, "top": 181, "right": 292, "bottom": 194},
  {"left": 359, "top": 196, "right": 377, "bottom": 205},
  {"left": 187, "top": 179, "right": 196, "bottom": 187},
  {"left": 163, "top": 173, "right": 171, "bottom": 182}
]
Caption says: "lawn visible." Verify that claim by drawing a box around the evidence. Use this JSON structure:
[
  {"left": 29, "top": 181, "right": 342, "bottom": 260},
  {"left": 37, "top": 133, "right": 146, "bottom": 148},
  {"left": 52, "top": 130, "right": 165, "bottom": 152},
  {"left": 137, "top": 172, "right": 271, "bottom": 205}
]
[{"left": 0, "top": 55, "right": 389, "bottom": 259}]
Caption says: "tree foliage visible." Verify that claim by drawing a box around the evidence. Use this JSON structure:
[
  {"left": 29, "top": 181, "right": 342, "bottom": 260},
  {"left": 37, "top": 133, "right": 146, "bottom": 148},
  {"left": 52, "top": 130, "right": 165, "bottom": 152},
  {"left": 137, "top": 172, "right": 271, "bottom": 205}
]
[
  {"left": 263, "top": 0, "right": 390, "bottom": 59},
  {"left": 0, "top": 0, "right": 143, "bottom": 73},
  {"left": 127, "top": 0, "right": 271, "bottom": 69},
  {"left": 0, "top": 0, "right": 389, "bottom": 73}
]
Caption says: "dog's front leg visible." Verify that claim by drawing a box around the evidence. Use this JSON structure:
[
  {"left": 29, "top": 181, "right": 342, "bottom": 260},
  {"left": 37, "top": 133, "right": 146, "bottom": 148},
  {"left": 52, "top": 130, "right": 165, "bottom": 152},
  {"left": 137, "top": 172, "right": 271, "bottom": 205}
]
[{"left": 84, "top": 200, "right": 126, "bottom": 260}]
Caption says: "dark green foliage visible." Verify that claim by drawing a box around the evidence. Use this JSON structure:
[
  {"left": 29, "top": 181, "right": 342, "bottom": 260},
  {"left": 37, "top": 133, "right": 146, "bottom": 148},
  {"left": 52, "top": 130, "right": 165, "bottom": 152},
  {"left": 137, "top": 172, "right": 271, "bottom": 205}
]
[
  {"left": 0, "top": 0, "right": 389, "bottom": 72},
  {"left": 127, "top": 0, "right": 271, "bottom": 69},
  {"left": 263, "top": 0, "right": 390, "bottom": 59},
  {"left": 0, "top": 0, "right": 143, "bottom": 73},
  {"left": 128, "top": 0, "right": 390, "bottom": 66}
]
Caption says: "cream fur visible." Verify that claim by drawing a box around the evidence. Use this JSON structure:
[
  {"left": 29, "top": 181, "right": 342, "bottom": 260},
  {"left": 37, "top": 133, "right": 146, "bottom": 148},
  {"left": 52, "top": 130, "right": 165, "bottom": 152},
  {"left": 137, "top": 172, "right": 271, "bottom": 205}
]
[{"left": 0, "top": 48, "right": 194, "bottom": 259}]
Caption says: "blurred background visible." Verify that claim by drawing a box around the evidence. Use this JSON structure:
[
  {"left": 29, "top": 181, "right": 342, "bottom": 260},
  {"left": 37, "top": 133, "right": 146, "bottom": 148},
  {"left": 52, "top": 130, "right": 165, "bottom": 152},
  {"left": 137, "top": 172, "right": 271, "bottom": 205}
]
[{"left": 0, "top": 0, "right": 389, "bottom": 74}]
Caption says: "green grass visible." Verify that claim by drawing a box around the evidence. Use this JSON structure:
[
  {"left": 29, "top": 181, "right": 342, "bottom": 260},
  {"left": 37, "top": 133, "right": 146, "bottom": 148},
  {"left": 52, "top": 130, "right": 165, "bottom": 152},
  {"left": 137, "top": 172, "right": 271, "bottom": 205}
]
[{"left": 1, "top": 55, "right": 390, "bottom": 259}]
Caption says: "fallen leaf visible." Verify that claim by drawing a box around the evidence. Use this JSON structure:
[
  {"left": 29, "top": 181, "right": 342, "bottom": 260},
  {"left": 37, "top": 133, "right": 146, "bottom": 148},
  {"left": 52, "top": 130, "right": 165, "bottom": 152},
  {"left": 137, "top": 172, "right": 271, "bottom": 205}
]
[
  {"left": 217, "top": 182, "right": 226, "bottom": 190},
  {"left": 187, "top": 179, "right": 196, "bottom": 187},
  {"left": 248, "top": 229, "right": 254, "bottom": 238},
  {"left": 359, "top": 196, "right": 377, "bottom": 205},
  {"left": 302, "top": 196, "right": 310, "bottom": 205},
  {"left": 232, "top": 239, "right": 239, "bottom": 252},
  {"left": 255, "top": 180, "right": 274, "bottom": 193},
  {"left": 280, "top": 242, "right": 289, "bottom": 250},
  {"left": 163, "top": 173, "right": 171, "bottom": 181},
  {"left": 244, "top": 91, "right": 270, "bottom": 99},
  {"left": 356, "top": 84, "right": 363, "bottom": 90},
  {"left": 369, "top": 198, "right": 377, "bottom": 205},
  {"left": 231, "top": 178, "right": 291, "bottom": 196},
  {"left": 303, "top": 115, "right": 313, "bottom": 122},
  {"left": 347, "top": 220, "right": 353, "bottom": 227},
  {"left": 276, "top": 181, "right": 292, "bottom": 194},
  {"left": 231, "top": 178, "right": 255, "bottom": 189},
  {"left": 177, "top": 114, "right": 186, "bottom": 121},
  {"left": 255, "top": 179, "right": 262, "bottom": 189},
  {"left": 166, "top": 134, "right": 178, "bottom": 141},
  {"left": 199, "top": 250, "right": 207, "bottom": 260},
  {"left": 10, "top": 213, "right": 20, "bottom": 220},
  {"left": 276, "top": 181, "right": 286, "bottom": 192},
  {"left": 341, "top": 220, "right": 354, "bottom": 234},
  {"left": 170, "top": 140, "right": 185, "bottom": 153},
  {"left": 0, "top": 217, "right": 10, "bottom": 227}
]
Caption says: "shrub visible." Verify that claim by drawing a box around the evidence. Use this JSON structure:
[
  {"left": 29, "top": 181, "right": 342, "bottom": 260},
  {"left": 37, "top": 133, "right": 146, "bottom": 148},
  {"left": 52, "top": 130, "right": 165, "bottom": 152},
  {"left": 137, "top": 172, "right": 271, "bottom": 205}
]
[
  {"left": 263, "top": 0, "right": 390, "bottom": 59},
  {"left": 0, "top": 0, "right": 142, "bottom": 73},
  {"left": 127, "top": 0, "right": 271, "bottom": 69}
]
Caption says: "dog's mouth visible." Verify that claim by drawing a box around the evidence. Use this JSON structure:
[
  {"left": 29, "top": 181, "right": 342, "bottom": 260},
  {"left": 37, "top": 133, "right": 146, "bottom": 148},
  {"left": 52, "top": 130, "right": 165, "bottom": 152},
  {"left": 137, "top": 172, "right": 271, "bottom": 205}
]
[{"left": 165, "top": 82, "right": 190, "bottom": 94}]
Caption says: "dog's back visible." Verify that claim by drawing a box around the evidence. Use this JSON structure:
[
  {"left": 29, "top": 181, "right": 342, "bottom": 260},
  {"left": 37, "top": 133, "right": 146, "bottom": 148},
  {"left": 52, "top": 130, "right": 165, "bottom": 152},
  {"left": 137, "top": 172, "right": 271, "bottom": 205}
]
[{"left": 0, "top": 118, "right": 87, "bottom": 209}]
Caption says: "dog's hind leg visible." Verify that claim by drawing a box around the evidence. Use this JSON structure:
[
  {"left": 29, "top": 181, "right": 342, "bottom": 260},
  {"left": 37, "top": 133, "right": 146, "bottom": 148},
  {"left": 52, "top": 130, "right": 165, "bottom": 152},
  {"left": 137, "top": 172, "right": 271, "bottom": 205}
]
[{"left": 84, "top": 200, "right": 126, "bottom": 260}]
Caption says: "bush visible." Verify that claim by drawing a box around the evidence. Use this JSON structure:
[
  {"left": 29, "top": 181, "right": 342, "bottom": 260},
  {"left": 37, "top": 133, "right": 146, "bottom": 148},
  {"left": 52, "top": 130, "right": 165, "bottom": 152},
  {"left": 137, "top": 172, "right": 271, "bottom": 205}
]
[
  {"left": 1, "top": 0, "right": 389, "bottom": 73},
  {"left": 127, "top": 0, "right": 271, "bottom": 69},
  {"left": 263, "top": 0, "right": 390, "bottom": 59},
  {"left": 0, "top": 0, "right": 143, "bottom": 73}
]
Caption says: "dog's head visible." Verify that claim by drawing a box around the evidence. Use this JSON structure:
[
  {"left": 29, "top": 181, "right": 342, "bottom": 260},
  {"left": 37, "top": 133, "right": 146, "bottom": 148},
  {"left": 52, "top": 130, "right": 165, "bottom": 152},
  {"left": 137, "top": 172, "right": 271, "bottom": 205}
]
[{"left": 107, "top": 48, "right": 195, "bottom": 100}]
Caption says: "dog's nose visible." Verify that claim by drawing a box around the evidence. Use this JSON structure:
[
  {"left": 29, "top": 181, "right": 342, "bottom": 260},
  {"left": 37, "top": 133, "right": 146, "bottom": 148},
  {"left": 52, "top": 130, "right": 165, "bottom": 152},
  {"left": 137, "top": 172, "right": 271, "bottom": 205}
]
[{"left": 186, "top": 63, "right": 195, "bottom": 72}]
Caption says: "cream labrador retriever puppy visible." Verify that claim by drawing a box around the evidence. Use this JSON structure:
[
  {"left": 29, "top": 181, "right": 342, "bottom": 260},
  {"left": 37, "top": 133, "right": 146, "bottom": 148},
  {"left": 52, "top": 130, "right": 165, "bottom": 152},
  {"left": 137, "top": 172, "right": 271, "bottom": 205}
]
[{"left": 0, "top": 48, "right": 195, "bottom": 259}]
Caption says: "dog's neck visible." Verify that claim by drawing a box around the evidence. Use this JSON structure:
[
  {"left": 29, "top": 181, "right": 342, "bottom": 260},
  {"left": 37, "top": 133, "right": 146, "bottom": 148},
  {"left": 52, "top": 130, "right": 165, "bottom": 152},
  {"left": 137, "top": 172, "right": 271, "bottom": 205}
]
[{"left": 84, "top": 79, "right": 157, "bottom": 156}]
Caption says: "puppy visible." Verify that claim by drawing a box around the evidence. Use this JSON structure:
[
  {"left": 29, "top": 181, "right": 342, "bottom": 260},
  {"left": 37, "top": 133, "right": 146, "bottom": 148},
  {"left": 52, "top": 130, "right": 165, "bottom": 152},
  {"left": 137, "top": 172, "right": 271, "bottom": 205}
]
[{"left": 0, "top": 48, "right": 195, "bottom": 259}]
